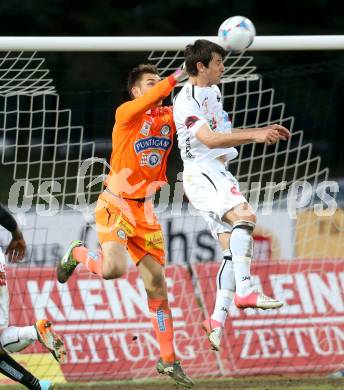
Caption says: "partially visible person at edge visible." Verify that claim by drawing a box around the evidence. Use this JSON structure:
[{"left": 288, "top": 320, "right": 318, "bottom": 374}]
[
  {"left": 0, "top": 204, "right": 66, "bottom": 390},
  {"left": 57, "top": 64, "right": 194, "bottom": 388}
]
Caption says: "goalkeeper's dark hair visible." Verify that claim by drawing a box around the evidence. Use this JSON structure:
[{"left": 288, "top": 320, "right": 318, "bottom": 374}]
[
  {"left": 127, "top": 64, "right": 159, "bottom": 98},
  {"left": 184, "top": 39, "right": 226, "bottom": 76}
]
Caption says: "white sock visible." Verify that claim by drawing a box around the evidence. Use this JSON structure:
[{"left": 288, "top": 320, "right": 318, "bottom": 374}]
[
  {"left": 211, "top": 251, "right": 235, "bottom": 325},
  {"left": 230, "top": 222, "right": 255, "bottom": 296},
  {"left": 0, "top": 326, "right": 37, "bottom": 353},
  {"left": 18, "top": 326, "right": 38, "bottom": 341},
  {"left": 211, "top": 289, "right": 234, "bottom": 325},
  {"left": 233, "top": 257, "right": 253, "bottom": 296}
]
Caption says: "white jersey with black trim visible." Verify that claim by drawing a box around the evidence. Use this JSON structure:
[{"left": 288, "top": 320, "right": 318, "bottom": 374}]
[{"left": 173, "top": 82, "right": 238, "bottom": 167}]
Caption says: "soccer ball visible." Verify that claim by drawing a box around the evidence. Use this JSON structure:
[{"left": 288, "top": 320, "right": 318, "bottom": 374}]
[{"left": 218, "top": 16, "right": 256, "bottom": 52}]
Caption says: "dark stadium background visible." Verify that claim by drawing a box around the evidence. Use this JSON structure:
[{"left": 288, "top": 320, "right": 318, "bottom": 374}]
[{"left": 1, "top": 0, "right": 343, "bottom": 201}]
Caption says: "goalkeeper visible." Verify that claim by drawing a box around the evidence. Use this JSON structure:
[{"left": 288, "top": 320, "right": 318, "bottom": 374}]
[
  {"left": 57, "top": 64, "right": 193, "bottom": 388},
  {"left": 0, "top": 204, "right": 66, "bottom": 390}
]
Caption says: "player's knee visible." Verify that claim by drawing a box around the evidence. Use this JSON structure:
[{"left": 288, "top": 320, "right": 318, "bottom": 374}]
[
  {"left": 247, "top": 213, "right": 256, "bottom": 225},
  {"left": 230, "top": 220, "right": 256, "bottom": 259},
  {"left": 151, "top": 273, "right": 166, "bottom": 290},
  {"left": 235, "top": 210, "right": 256, "bottom": 225},
  {"left": 145, "top": 273, "right": 167, "bottom": 297},
  {"left": 102, "top": 271, "right": 120, "bottom": 280},
  {"left": 233, "top": 219, "right": 256, "bottom": 232},
  {"left": 102, "top": 264, "right": 125, "bottom": 280},
  {"left": 101, "top": 245, "right": 127, "bottom": 279}
]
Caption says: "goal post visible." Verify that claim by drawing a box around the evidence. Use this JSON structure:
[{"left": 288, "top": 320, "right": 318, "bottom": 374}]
[
  {"left": 0, "top": 36, "right": 344, "bottom": 384},
  {"left": 1, "top": 35, "right": 344, "bottom": 51}
]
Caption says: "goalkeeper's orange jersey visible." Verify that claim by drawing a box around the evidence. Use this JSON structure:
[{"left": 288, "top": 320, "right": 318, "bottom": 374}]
[{"left": 106, "top": 76, "right": 177, "bottom": 199}]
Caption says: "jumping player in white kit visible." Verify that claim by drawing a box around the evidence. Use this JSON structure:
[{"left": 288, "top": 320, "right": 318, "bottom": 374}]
[{"left": 173, "top": 40, "right": 291, "bottom": 351}]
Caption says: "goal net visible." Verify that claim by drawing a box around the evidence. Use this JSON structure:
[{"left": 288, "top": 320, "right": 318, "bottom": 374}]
[{"left": 0, "top": 42, "right": 343, "bottom": 384}]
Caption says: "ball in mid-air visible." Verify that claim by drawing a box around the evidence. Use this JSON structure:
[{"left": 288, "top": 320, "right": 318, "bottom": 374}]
[{"left": 218, "top": 16, "right": 256, "bottom": 52}]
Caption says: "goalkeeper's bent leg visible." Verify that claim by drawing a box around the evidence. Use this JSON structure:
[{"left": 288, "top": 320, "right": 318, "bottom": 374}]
[
  {"left": 72, "top": 241, "right": 127, "bottom": 280},
  {"left": 72, "top": 246, "right": 104, "bottom": 277}
]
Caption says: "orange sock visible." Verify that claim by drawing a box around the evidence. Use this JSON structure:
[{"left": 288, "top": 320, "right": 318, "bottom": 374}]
[
  {"left": 148, "top": 298, "right": 176, "bottom": 363},
  {"left": 72, "top": 246, "right": 103, "bottom": 277}
]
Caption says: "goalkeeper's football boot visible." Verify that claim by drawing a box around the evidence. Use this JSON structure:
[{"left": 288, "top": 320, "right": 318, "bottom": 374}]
[
  {"left": 57, "top": 239, "right": 83, "bottom": 283},
  {"left": 201, "top": 317, "right": 223, "bottom": 351},
  {"left": 156, "top": 358, "right": 194, "bottom": 388},
  {"left": 35, "top": 319, "right": 67, "bottom": 364},
  {"left": 234, "top": 290, "right": 283, "bottom": 310},
  {"left": 39, "top": 380, "right": 55, "bottom": 390}
]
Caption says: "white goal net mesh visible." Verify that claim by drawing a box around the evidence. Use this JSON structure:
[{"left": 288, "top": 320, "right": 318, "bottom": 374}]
[{"left": 0, "top": 48, "right": 343, "bottom": 384}]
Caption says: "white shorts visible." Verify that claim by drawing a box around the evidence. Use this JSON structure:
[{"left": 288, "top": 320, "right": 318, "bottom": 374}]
[
  {"left": 199, "top": 211, "right": 233, "bottom": 239},
  {"left": 183, "top": 162, "right": 247, "bottom": 238},
  {"left": 0, "top": 250, "right": 9, "bottom": 329}
]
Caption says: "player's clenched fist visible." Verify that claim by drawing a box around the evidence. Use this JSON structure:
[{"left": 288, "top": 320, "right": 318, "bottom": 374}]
[
  {"left": 6, "top": 229, "right": 26, "bottom": 263},
  {"left": 254, "top": 128, "right": 280, "bottom": 144},
  {"left": 254, "top": 124, "right": 291, "bottom": 145},
  {"left": 264, "top": 124, "right": 291, "bottom": 140}
]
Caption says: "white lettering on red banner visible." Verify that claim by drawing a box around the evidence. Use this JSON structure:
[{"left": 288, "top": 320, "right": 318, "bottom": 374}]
[
  {"left": 193, "top": 260, "right": 344, "bottom": 375},
  {"left": 7, "top": 265, "right": 218, "bottom": 380}
]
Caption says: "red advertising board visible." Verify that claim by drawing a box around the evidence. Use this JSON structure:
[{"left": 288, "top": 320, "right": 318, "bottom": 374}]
[
  {"left": 193, "top": 260, "right": 344, "bottom": 375},
  {"left": 6, "top": 265, "right": 218, "bottom": 381},
  {"left": 5, "top": 260, "right": 344, "bottom": 381}
]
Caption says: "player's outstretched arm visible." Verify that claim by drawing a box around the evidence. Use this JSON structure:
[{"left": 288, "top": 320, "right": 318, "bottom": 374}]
[
  {"left": 233, "top": 123, "right": 291, "bottom": 140},
  {"left": 118, "top": 67, "right": 186, "bottom": 123},
  {"left": 196, "top": 123, "right": 290, "bottom": 148}
]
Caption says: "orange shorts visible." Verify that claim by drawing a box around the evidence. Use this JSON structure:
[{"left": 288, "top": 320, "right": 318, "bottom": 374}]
[{"left": 95, "top": 191, "right": 165, "bottom": 265}]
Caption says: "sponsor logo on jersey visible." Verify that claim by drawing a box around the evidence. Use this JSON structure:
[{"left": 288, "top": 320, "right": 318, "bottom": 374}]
[
  {"left": 140, "top": 152, "right": 162, "bottom": 168},
  {"left": 117, "top": 229, "right": 127, "bottom": 240},
  {"left": 140, "top": 154, "right": 148, "bottom": 166},
  {"left": 185, "top": 116, "right": 199, "bottom": 129},
  {"left": 160, "top": 124, "right": 170, "bottom": 136},
  {"left": 114, "top": 216, "right": 134, "bottom": 236},
  {"left": 185, "top": 137, "right": 194, "bottom": 159},
  {"left": 147, "top": 152, "right": 161, "bottom": 167},
  {"left": 139, "top": 120, "right": 152, "bottom": 136},
  {"left": 144, "top": 230, "right": 164, "bottom": 250},
  {"left": 134, "top": 136, "right": 172, "bottom": 154}
]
